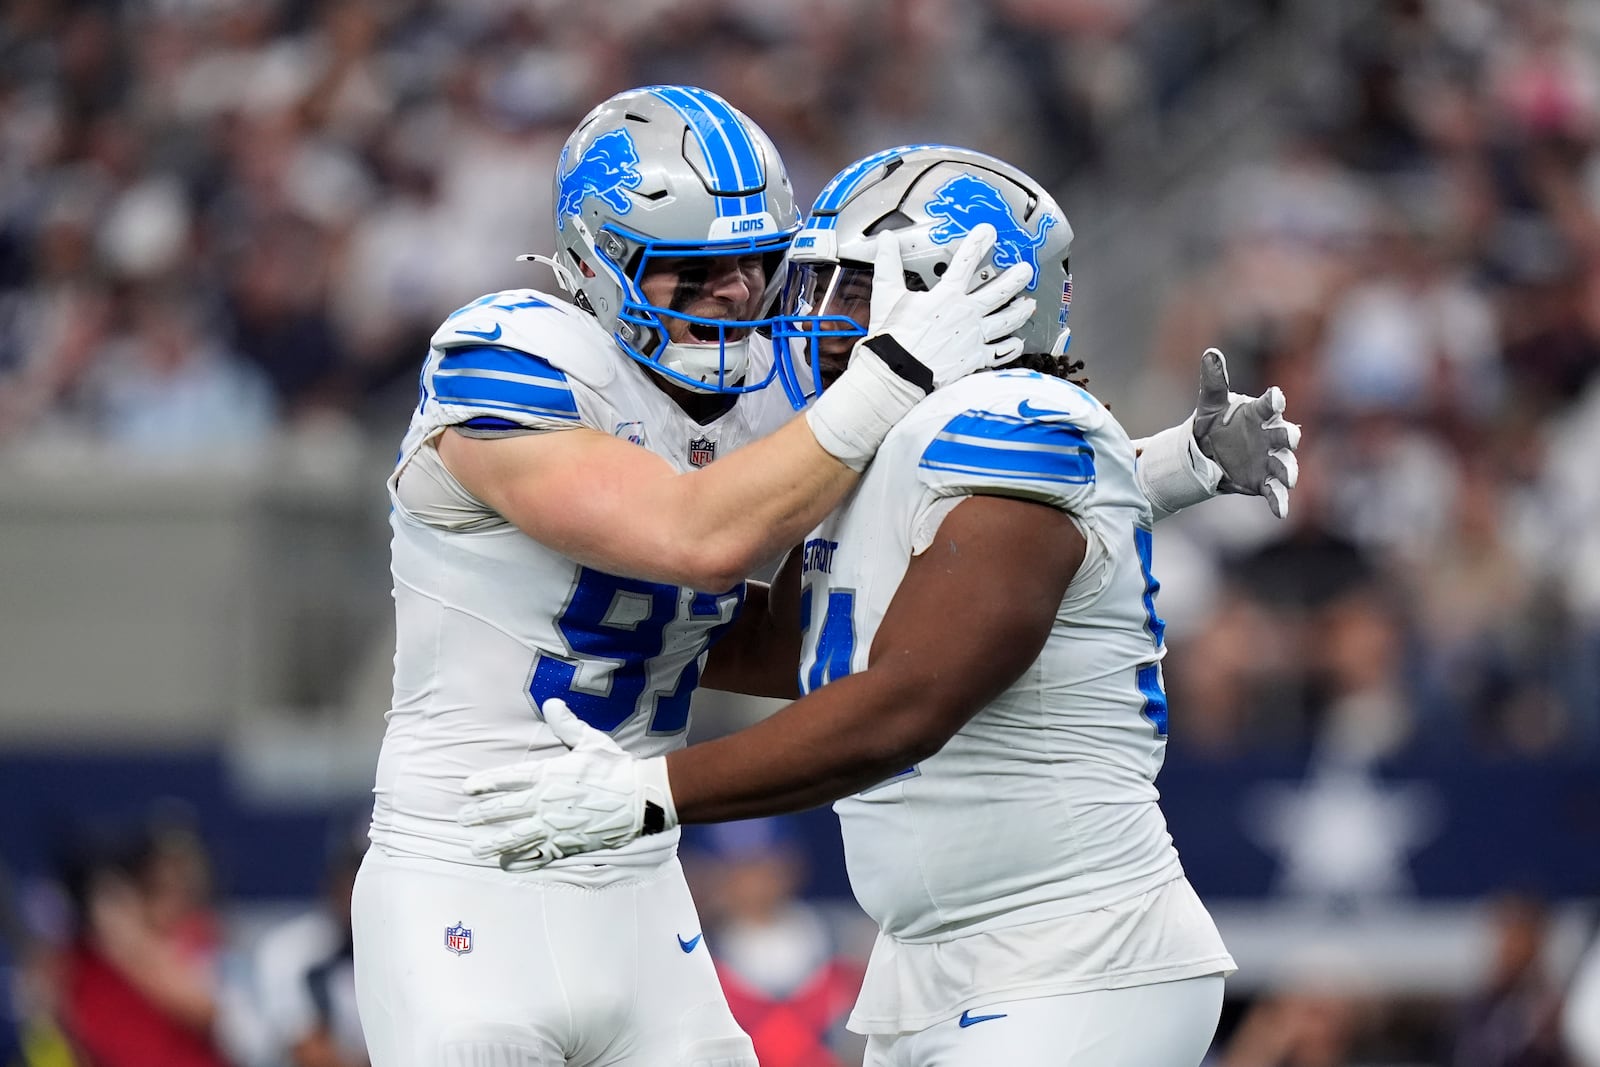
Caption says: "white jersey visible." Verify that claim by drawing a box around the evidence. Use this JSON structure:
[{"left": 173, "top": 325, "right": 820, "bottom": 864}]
[
  {"left": 370, "top": 289, "right": 797, "bottom": 871},
  {"left": 796, "top": 369, "right": 1233, "bottom": 1030}
]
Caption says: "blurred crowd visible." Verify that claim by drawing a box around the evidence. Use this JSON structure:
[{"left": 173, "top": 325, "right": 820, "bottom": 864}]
[
  {"left": 2, "top": 1, "right": 1600, "bottom": 1064},
  {"left": 0, "top": 0, "right": 1250, "bottom": 454},
  {"left": 0, "top": 807, "right": 370, "bottom": 1067},
  {"left": 1142, "top": 0, "right": 1600, "bottom": 765}
]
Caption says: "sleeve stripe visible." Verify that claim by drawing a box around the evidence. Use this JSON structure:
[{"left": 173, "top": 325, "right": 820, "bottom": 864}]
[
  {"left": 919, "top": 410, "right": 1096, "bottom": 485},
  {"left": 431, "top": 372, "right": 580, "bottom": 420},
  {"left": 436, "top": 344, "right": 567, "bottom": 382},
  {"left": 935, "top": 429, "right": 1091, "bottom": 457},
  {"left": 919, "top": 454, "right": 1094, "bottom": 485},
  {"left": 427, "top": 344, "right": 579, "bottom": 419}
]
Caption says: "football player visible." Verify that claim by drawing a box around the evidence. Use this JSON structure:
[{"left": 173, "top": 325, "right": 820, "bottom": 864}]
[
  {"left": 460, "top": 145, "right": 1291, "bottom": 1066},
  {"left": 352, "top": 86, "right": 1037, "bottom": 1067}
]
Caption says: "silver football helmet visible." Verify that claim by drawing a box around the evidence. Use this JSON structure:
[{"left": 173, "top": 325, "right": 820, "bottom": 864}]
[
  {"left": 530, "top": 85, "right": 799, "bottom": 393},
  {"left": 773, "top": 145, "right": 1075, "bottom": 407}
]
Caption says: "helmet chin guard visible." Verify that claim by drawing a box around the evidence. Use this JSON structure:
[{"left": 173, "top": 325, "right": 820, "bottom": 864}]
[{"left": 537, "top": 85, "right": 799, "bottom": 394}]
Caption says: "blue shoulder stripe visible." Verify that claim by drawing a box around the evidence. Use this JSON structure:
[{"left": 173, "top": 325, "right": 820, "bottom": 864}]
[
  {"left": 437, "top": 345, "right": 566, "bottom": 381},
  {"left": 647, "top": 86, "right": 765, "bottom": 218},
  {"left": 919, "top": 410, "right": 1095, "bottom": 485},
  {"left": 431, "top": 345, "right": 579, "bottom": 421}
]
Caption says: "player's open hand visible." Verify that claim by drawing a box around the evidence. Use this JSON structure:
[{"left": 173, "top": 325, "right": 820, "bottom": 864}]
[
  {"left": 1190, "top": 348, "right": 1301, "bottom": 518},
  {"left": 859, "top": 222, "right": 1035, "bottom": 392},
  {"left": 458, "top": 698, "right": 676, "bottom": 871}
]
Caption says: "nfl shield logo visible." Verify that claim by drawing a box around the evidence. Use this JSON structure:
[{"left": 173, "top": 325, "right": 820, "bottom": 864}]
[
  {"left": 444, "top": 921, "right": 473, "bottom": 956},
  {"left": 688, "top": 436, "right": 716, "bottom": 468}
]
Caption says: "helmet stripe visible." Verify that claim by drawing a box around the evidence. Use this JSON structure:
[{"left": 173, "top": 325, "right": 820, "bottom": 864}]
[
  {"left": 810, "top": 142, "right": 971, "bottom": 229},
  {"left": 675, "top": 85, "right": 767, "bottom": 217},
  {"left": 647, "top": 85, "right": 767, "bottom": 218}
]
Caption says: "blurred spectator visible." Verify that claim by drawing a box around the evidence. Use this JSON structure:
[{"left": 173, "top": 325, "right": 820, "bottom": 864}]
[
  {"left": 0, "top": 860, "right": 80, "bottom": 1067},
  {"left": 222, "top": 827, "right": 368, "bottom": 1067},
  {"left": 1447, "top": 894, "right": 1571, "bottom": 1067},
  {"left": 686, "top": 819, "right": 863, "bottom": 1067},
  {"left": 1218, "top": 987, "right": 1375, "bottom": 1067},
  {"left": 1169, "top": 445, "right": 1410, "bottom": 759},
  {"left": 57, "top": 810, "right": 228, "bottom": 1067},
  {"left": 77, "top": 285, "right": 276, "bottom": 458}
]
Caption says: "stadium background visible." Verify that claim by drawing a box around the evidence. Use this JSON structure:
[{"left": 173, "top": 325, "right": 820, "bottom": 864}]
[{"left": 1, "top": 0, "right": 1598, "bottom": 1064}]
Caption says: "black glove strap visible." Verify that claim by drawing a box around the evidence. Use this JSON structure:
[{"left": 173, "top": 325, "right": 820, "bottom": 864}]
[
  {"left": 862, "top": 334, "right": 934, "bottom": 395},
  {"left": 642, "top": 801, "right": 666, "bottom": 836}
]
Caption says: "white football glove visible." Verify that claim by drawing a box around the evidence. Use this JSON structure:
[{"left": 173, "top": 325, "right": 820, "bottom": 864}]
[
  {"left": 806, "top": 222, "right": 1035, "bottom": 470},
  {"left": 458, "top": 698, "right": 677, "bottom": 871},
  {"left": 1137, "top": 348, "right": 1302, "bottom": 520}
]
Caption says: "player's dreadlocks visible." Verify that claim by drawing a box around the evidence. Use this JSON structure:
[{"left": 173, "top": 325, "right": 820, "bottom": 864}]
[{"left": 1013, "top": 351, "right": 1089, "bottom": 388}]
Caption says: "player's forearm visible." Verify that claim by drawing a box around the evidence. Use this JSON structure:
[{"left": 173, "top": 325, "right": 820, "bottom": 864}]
[
  {"left": 532, "top": 418, "right": 855, "bottom": 591},
  {"left": 445, "top": 423, "right": 856, "bottom": 591},
  {"left": 666, "top": 669, "right": 941, "bottom": 822},
  {"left": 665, "top": 417, "right": 858, "bottom": 589}
]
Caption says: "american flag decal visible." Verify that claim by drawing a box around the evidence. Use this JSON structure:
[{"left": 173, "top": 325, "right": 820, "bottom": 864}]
[
  {"left": 444, "top": 921, "right": 473, "bottom": 955},
  {"left": 1058, "top": 274, "right": 1073, "bottom": 328}
]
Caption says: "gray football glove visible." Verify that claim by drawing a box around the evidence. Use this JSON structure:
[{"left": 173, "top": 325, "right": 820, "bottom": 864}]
[{"left": 1191, "top": 348, "right": 1301, "bottom": 518}]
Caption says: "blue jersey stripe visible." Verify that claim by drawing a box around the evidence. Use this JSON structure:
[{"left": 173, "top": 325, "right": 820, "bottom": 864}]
[
  {"left": 920, "top": 410, "right": 1096, "bottom": 484},
  {"left": 648, "top": 86, "right": 765, "bottom": 218},
  {"left": 431, "top": 369, "right": 579, "bottom": 420},
  {"left": 437, "top": 345, "right": 566, "bottom": 382},
  {"left": 919, "top": 453, "right": 1094, "bottom": 485}
]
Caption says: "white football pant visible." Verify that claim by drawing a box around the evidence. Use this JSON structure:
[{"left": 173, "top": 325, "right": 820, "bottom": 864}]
[
  {"left": 352, "top": 848, "right": 756, "bottom": 1067},
  {"left": 862, "top": 974, "right": 1225, "bottom": 1067}
]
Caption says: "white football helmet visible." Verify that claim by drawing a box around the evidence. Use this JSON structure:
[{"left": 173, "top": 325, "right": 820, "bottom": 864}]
[
  {"left": 773, "top": 144, "right": 1075, "bottom": 408},
  {"left": 530, "top": 85, "right": 799, "bottom": 393}
]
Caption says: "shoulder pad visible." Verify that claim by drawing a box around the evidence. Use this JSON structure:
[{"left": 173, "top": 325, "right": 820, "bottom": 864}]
[
  {"left": 430, "top": 289, "right": 618, "bottom": 391},
  {"left": 903, "top": 370, "right": 1105, "bottom": 508}
]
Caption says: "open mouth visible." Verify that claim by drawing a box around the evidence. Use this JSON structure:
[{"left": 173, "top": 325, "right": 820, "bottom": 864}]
[{"left": 686, "top": 321, "right": 749, "bottom": 343}]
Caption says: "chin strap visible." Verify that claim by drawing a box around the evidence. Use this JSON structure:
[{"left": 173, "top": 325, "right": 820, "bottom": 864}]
[{"left": 517, "top": 253, "right": 580, "bottom": 295}]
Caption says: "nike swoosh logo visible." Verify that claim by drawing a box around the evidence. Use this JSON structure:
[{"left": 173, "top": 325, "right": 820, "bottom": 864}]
[
  {"left": 958, "top": 1009, "right": 1008, "bottom": 1028},
  {"left": 677, "top": 933, "right": 703, "bottom": 953},
  {"left": 458, "top": 324, "right": 503, "bottom": 341},
  {"left": 1016, "top": 399, "right": 1072, "bottom": 420}
]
